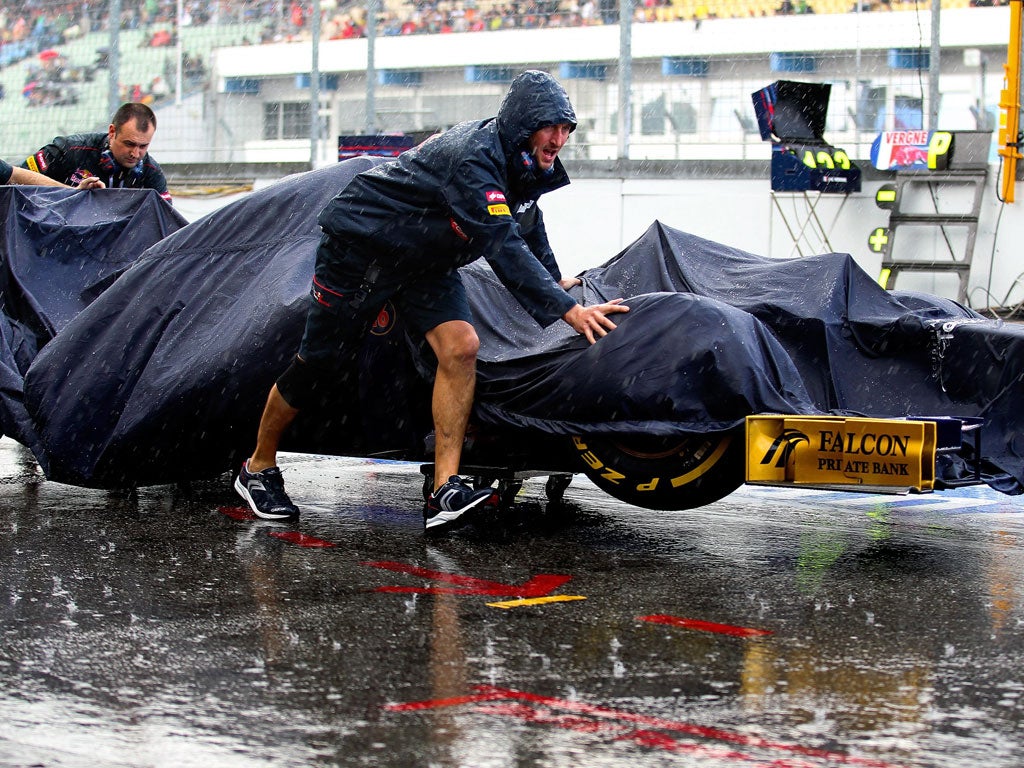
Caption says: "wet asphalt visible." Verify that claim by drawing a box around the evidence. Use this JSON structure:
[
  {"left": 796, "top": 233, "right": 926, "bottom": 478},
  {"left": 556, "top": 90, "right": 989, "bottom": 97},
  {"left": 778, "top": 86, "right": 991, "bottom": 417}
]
[{"left": 1, "top": 436, "right": 1022, "bottom": 768}]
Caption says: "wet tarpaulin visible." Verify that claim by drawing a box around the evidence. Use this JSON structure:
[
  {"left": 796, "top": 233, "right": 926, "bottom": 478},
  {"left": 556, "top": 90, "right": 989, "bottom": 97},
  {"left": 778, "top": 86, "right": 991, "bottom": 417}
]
[
  {"left": 25, "top": 158, "right": 397, "bottom": 487},
  {"left": 20, "top": 161, "right": 1024, "bottom": 492},
  {"left": 467, "top": 230, "right": 1024, "bottom": 491},
  {"left": 0, "top": 186, "right": 186, "bottom": 463}
]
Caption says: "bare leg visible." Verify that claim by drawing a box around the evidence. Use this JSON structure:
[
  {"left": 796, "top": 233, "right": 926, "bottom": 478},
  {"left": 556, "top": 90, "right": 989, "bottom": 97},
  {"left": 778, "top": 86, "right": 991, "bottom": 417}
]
[
  {"left": 247, "top": 384, "right": 299, "bottom": 473},
  {"left": 424, "top": 320, "right": 479, "bottom": 491}
]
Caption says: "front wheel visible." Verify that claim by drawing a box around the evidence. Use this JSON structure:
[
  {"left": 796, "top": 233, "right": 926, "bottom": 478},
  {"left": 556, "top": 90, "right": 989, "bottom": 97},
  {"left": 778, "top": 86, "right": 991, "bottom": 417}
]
[{"left": 570, "top": 430, "right": 744, "bottom": 511}]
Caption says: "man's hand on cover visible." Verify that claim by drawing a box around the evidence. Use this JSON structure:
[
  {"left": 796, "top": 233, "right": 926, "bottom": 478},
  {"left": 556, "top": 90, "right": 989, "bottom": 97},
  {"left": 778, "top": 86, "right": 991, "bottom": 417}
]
[
  {"left": 563, "top": 299, "right": 629, "bottom": 345},
  {"left": 75, "top": 176, "right": 105, "bottom": 190},
  {"left": 559, "top": 277, "right": 582, "bottom": 290}
]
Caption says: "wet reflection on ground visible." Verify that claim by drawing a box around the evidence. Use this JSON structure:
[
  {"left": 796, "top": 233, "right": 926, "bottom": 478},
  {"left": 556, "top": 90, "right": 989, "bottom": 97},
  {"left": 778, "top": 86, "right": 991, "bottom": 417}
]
[{"left": 1, "top": 438, "right": 1022, "bottom": 767}]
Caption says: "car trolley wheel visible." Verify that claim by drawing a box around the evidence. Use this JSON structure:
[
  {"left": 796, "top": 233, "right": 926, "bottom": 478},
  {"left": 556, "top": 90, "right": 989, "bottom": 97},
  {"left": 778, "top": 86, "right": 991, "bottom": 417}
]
[
  {"left": 569, "top": 430, "right": 744, "bottom": 511},
  {"left": 473, "top": 475, "right": 497, "bottom": 491},
  {"left": 545, "top": 474, "right": 573, "bottom": 504},
  {"left": 496, "top": 479, "right": 522, "bottom": 510}
]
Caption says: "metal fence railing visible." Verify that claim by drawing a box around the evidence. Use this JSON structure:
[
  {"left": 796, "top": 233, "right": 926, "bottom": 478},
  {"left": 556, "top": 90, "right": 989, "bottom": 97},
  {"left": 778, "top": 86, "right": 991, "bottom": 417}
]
[{"left": 0, "top": 0, "right": 1007, "bottom": 166}]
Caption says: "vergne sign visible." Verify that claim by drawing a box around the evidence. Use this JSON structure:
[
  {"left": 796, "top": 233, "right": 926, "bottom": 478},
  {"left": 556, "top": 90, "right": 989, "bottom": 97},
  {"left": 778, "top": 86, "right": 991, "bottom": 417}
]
[{"left": 745, "top": 415, "right": 938, "bottom": 492}]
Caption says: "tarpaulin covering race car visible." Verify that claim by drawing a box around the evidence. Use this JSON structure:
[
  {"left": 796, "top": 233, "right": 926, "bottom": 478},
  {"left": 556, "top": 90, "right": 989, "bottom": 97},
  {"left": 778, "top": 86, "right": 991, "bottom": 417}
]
[
  {"left": 0, "top": 186, "right": 186, "bottom": 461},
  {"left": 8, "top": 159, "right": 1024, "bottom": 511}
]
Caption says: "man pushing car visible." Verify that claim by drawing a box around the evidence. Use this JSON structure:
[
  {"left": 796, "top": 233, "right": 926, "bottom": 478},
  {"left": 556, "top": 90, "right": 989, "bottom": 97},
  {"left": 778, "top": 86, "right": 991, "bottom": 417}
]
[{"left": 235, "top": 69, "right": 629, "bottom": 533}]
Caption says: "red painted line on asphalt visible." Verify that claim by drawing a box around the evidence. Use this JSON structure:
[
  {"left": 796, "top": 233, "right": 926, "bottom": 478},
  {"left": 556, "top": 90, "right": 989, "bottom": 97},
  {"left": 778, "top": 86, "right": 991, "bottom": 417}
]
[
  {"left": 474, "top": 702, "right": 756, "bottom": 763},
  {"left": 218, "top": 506, "right": 256, "bottom": 521},
  {"left": 364, "top": 560, "right": 572, "bottom": 597},
  {"left": 387, "top": 685, "right": 905, "bottom": 768},
  {"left": 639, "top": 614, "right": 773, "bottom": 638},
  {"left": 219, "top": 507, "right": 335, "bottom": 548},
  {"left": 386, "top": 691, "right": 510, "bottom": 711},
  {"left": 267, "top": 531, "right": 336, "bottom": 548}
]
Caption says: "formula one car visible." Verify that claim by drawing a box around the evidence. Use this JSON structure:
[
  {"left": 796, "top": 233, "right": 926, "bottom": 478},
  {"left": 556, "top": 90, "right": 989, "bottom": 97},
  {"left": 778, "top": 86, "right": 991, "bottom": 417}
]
[{"left": 7, "top": 160, "right": 1024, "bottom": 511}]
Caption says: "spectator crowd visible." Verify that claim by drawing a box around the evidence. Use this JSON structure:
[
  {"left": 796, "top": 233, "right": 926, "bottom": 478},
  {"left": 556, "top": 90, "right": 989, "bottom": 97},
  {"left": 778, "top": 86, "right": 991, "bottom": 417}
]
[{"left": 1, "top": 0, "right": 1008, "bottom": 78}]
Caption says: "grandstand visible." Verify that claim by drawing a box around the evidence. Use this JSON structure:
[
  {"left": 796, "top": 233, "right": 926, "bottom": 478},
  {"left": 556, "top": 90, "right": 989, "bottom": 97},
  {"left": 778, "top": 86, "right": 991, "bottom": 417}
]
[
  {"left": 0, "top": 18, "right": 262, "bottom": 161},
  {"left": 202, "top": 5, "right": 1005, "bottom": 164},
  {"left": 1, "top": 0, "right": 1000, "bottom": 164}
]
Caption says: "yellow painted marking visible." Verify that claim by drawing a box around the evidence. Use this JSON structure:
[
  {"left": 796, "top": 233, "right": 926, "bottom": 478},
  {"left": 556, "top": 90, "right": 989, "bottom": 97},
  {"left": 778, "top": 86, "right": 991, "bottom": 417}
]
[{"left": 486, "top": 595, "right": 587, "bottom": 609}]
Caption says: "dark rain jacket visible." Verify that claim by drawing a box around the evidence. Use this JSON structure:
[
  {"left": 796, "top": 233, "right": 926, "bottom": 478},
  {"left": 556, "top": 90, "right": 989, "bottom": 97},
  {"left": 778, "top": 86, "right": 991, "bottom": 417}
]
[
  {"left": 0, "top": 159, "right": 12, "bottom": 185},
  {"left": 317, "top": 70, "right": 578, "bottom": 327},
  {"left": 24, "top": 132, "right": 172, "bottom": 204}
]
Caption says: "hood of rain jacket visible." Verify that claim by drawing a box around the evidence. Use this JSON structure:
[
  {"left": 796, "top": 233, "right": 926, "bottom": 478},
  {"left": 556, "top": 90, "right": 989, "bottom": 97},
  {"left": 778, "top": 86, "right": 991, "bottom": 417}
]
[{"left": 316, "top": 70, "right": 579, "bottom": 327}]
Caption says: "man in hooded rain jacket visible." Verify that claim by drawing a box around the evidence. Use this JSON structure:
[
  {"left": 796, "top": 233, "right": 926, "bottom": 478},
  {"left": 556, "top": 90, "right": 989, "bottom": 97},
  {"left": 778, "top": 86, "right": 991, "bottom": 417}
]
[{"left": 234, "top": 69, "right": 629, "bottom": 533}]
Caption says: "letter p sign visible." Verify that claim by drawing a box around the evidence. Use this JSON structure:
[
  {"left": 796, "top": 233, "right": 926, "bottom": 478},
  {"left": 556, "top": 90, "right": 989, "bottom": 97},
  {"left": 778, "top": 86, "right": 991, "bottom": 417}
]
[{"left": 927, "top": 131, "right": 952, "bottom": 170}]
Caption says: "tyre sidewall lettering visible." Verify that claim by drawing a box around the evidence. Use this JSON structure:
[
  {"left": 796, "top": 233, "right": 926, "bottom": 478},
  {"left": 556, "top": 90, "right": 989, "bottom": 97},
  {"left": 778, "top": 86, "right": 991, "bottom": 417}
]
[
  {"left": 569, "top": 432, "right": 744, "bottom": 511},
  {"left": 572, "top": 435, "right": 728, "bottom": 492}
]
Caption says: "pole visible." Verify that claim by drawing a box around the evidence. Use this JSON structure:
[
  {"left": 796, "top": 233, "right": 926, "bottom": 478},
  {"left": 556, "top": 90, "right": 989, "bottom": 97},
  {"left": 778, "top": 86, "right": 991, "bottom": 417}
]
[
  {"left": 366, "top": 0, "right": 377, "bottom": 133},
  {"left": 310, "top": 0, "right": 320, "bottom": 168},
  {"left": 108, "top": 0, "right": 121, "bottom": 116},
  {"left": 928, "top": 0, "right": 940, "bottom": 130},
  {"left": 617, "top": 0, "right": 632, "bottom": 160},
  {"left": 999, "top": 0, "right": 1023, "bottom": 202},
  {"left": 854, "top": 0, "right": 861, "bottom": 151},
  {"left": 175, "top": 0, "right": 183, "bottom": 104}
]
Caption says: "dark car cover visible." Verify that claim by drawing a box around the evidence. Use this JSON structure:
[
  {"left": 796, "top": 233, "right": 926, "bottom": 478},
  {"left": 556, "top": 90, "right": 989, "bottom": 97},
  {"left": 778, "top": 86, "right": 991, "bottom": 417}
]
[
  {"left": 0, "top": 186, "right": 186, "bottom": 462},
  {"left": 19, "top": 161, "right": 1024, "bottom": 493}
]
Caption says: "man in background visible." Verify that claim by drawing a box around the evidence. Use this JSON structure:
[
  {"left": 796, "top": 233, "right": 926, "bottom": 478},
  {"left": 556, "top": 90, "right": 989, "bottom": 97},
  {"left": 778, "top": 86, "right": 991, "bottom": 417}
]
[{"left": 23, "top": 102, "right": 170, "bottom": 203}]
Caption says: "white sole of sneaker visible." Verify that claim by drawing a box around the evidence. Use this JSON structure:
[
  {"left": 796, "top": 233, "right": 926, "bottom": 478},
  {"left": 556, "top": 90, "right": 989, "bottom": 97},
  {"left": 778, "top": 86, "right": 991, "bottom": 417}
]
[
  {"left": 233, "top": 475, "right": 298, "bottom": 520},
  {"left": 424, "top": 490, "right": 495, "bottom": 531}
]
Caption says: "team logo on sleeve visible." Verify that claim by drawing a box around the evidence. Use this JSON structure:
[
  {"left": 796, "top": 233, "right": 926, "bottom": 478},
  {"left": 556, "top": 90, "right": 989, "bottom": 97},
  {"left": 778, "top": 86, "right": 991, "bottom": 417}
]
[
  {"left": 484, "top": 189, "right": 511, "bottom": 216},
  {"left": 449, "top": 217, "right": 469, "bottom": 241},
  {"left": 27, "top": 152, "right": 47, "bottom": 173},
  {"left": 370, "top": 300, "right": 398, "bottom": 336}
]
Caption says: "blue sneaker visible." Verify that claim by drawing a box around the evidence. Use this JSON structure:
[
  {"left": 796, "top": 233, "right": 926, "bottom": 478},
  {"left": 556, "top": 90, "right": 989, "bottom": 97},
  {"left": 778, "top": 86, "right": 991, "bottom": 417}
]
[
  {"left": 423, "top": 476, "right": 496, "bottom": 533},
  {"left": 234, "top": 460, "right": 299, "bottom": 520}
]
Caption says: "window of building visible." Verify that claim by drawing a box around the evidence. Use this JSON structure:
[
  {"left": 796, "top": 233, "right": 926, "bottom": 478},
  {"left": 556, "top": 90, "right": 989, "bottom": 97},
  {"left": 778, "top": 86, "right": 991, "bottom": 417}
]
[{"left": 263, "top": 102, "right": 311, "bottom": 140}]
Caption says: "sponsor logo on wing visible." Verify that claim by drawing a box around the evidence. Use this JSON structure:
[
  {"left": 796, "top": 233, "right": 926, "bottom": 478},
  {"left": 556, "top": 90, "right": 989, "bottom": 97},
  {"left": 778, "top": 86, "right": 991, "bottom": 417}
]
[{"left": 759, "top": 428, "right": 809, "bottom": 467}]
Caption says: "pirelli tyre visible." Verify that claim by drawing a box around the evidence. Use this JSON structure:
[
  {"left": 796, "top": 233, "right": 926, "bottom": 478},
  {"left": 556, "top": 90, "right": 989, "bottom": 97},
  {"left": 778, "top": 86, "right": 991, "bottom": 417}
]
[{"left": 570, "top": 430, "right": 744, "bottom": 510}]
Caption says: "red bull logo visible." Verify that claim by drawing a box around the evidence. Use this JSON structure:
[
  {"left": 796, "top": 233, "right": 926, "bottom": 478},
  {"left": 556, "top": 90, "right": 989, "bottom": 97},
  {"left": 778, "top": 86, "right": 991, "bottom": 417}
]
[{"left": 370, "top": 301, "right": 397, "bottom": 336}]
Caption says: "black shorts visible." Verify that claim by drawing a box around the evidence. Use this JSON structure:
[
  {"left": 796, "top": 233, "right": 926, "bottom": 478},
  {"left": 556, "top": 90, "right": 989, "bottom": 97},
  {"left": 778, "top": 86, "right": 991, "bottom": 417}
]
[{"left": 297, "top": 238, "right": 472, "bottom": 373}]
